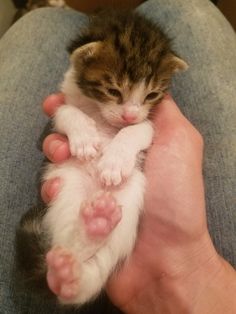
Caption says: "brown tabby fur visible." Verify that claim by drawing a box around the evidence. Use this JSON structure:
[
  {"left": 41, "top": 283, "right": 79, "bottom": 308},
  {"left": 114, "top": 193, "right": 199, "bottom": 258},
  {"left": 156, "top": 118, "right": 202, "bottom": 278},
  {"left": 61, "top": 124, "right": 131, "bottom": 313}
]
[{"left": 68, "top": 10, "right": 186, "bottom": 107}]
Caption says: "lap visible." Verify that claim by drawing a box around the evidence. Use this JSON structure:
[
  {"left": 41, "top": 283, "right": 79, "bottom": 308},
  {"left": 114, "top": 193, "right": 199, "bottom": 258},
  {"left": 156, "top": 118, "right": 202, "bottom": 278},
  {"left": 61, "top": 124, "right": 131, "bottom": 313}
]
[{"left": 0, "top": 1, "right": 235, "bottom": 312}]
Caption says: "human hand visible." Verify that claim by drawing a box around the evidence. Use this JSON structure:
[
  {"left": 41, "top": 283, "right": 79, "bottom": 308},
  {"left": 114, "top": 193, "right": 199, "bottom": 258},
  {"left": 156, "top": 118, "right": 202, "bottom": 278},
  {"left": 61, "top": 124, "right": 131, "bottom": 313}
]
[
  {"left": 41, "top": 94, "right": 236, "bottom": 314},
  {"left": 107, "top": 95, "right": 236, "bottom": 314}
]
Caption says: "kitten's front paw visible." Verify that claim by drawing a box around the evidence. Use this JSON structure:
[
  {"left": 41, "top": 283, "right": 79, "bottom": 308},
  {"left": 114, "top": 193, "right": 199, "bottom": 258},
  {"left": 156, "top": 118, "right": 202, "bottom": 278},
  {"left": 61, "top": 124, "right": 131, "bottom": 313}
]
[
  {"left": 69, "top": 125, "right": 101, "bottom": 161},
  {"left": 98, "top": 149, "right": 136, "bottom": 186}
]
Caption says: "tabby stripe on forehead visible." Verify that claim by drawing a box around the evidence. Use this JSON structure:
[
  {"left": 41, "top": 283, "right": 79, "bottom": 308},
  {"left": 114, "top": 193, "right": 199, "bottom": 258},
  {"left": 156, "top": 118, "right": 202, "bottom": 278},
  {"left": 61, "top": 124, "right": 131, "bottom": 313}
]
[
  {"left": 84, "top": 87, "right": 110, "bottom": 102},
  {"left": 114, "top": 35, "right": 128, "bottom": 58},
  {"left": 78, "top": 78, "right": 102, "bottom": 88},
  {"left": 86, "top": 80, "right": 103, "bottom": 87}
]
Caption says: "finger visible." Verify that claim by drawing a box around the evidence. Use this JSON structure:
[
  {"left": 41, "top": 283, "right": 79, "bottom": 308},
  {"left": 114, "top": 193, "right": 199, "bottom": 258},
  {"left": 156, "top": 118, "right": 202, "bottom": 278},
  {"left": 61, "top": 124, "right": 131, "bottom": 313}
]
[
  {"left": 152, "top": 94, "right": 203, "bottom": 147},
  {"left": 153, "top": 94, "right": 185, "bottom": 127},
  {"left": 41, "top": 177, "right": 61, "bottom": 203},
  {"left": 43, "top": 133, "right": 70, "bottom": 162},
  {"left": 42, "top": 93, "right": 65, "bottom": 117},
  {"left": 146, "top": 95, "right": 204, "bottom": 189}
]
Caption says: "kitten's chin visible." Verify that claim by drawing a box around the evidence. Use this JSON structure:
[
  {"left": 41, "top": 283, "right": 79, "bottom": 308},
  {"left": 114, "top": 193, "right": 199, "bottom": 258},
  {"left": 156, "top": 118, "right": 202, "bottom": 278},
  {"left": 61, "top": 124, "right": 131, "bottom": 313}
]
[
  {"left": 105, "top": 117, "right": 143, "bottom": 129},
  {"left": 111, "top": 121, "right": 130, "bottom": 129},
  {"left": 104, "top": 120, "right": 125, "bottom": 129}
]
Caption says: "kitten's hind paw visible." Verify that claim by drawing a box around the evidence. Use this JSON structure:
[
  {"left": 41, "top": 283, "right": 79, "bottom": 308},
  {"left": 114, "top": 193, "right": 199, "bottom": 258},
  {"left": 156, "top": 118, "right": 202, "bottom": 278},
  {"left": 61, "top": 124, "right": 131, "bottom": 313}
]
[
  {"left": 46, "top": 247, "right": 79, "bottom": 303},
  {"left": 82, "top": 192, "right": 122, "bottom": 238}
]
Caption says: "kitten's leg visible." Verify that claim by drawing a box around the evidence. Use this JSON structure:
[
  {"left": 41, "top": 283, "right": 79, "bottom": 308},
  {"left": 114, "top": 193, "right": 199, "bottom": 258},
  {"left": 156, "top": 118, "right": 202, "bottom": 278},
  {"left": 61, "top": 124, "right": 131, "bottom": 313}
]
[
  {"left": 98, "top": 121, "right": 153, "bottom": 186},
  {"left": 49, "top": 169, "right": 145, "bottom": 305},
  {"left": 43, "top": 163, "right": 122, "bottom": 304},
  {"left": 107, "top": 169, "right": 146, "bottom": 259},
  {"left": 54, "top": 104, "right": 101, "bottom": 161},
  {"left": 45, "top": 192, "right": 122, "bottom": 303}
]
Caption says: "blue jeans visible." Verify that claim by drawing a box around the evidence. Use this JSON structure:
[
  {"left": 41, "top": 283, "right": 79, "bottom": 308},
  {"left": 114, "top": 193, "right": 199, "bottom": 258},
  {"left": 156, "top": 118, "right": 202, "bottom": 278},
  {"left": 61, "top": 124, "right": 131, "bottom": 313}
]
[{"left": 0, "top": 0, "right": 235, "bottom": 313}]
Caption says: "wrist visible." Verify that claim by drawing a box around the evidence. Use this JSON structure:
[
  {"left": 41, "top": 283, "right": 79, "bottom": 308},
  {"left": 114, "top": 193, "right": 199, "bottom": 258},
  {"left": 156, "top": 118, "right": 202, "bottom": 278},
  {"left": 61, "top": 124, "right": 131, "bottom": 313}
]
[{"left": 123, "top": 233, "right": 236, "bottom": 314}]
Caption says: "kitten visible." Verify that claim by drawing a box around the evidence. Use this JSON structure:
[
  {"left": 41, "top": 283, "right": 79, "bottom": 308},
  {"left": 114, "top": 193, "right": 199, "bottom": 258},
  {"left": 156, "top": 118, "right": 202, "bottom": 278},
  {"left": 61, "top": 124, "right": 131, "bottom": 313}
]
[{"left": 16, "top": 10, "right": 187, "bottom": 306}]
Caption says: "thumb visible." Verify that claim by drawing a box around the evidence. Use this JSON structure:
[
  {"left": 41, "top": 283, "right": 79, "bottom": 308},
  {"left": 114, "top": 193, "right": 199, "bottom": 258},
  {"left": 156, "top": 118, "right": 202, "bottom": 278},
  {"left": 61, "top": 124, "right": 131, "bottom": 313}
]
[
  {"left": 152, "top": 94, "right": 192, "bottom": 143},
  {"left": 148, "top": 94, "right": 203, "bottom": 167}
]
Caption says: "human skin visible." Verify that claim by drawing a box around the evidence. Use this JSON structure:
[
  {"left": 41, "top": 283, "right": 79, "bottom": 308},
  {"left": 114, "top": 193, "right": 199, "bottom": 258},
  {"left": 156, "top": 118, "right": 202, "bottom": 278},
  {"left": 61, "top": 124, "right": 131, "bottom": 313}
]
[{"left": 41, "top": 94, "right": 236, "bottom": 314}]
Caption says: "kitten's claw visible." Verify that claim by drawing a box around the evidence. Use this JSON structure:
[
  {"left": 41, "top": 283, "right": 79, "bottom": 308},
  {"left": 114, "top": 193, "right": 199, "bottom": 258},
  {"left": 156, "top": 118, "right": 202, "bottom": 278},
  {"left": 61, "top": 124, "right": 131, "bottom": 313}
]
[
  {"left": 81, "top": 192, "right": 122, "bottom": 238},
  {"left": 46, "top": 247, "right": 79, "bottom": 303}
]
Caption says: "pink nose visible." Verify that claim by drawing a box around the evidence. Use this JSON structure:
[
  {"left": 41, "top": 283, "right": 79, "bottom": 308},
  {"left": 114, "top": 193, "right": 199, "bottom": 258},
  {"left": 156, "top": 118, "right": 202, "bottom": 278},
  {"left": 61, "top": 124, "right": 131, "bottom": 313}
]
[{"left": 121, "top": 113, "right": 137, "bottom": 123}]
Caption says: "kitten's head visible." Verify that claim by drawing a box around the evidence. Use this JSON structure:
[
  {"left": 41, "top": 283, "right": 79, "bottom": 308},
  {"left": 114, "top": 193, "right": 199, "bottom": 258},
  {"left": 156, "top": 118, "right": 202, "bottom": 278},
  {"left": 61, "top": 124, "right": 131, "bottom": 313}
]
[{"left": 69, "top": 11, "right": 188, "bottom": 128}]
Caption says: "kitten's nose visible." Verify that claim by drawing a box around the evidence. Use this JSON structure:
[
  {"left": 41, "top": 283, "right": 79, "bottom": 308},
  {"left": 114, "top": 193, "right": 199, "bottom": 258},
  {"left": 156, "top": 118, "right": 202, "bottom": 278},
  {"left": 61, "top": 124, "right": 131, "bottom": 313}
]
[{"left": 121, "top": 112, "right": 137, "bottom": 124}]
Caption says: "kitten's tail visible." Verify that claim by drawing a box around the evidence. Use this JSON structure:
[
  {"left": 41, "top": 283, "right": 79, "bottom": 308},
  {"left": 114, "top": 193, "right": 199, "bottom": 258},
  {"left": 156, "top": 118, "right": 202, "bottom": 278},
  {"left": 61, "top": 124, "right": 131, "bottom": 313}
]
[{"left": 15, "top": 206, "right": 51, "bottom": 293}]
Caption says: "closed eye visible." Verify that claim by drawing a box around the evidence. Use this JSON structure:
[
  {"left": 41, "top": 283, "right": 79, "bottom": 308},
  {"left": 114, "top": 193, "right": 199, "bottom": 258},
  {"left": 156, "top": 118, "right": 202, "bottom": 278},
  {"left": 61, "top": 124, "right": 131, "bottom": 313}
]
[
  {"left": 107, "top": 88, "right": 122, "bottom": 98},
  {"left": 145, "top": 92, "right": 159, "bottom": 101}
]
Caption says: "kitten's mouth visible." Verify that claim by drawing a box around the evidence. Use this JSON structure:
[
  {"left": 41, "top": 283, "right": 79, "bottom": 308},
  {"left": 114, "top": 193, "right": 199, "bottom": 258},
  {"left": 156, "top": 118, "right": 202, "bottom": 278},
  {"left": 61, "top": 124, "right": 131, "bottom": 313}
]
[{"left": 121, "top": 120, "right": 137, "bottom": 126}]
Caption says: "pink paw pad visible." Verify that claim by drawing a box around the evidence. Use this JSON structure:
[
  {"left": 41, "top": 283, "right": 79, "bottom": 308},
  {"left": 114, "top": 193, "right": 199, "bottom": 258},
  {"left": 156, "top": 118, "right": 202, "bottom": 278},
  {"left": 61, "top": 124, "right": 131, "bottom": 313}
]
[
  {"left": 82, "top": 192, "right": 122, "bottom": 238},
  {"left": 46, "top": 247, "right": 79, "bottom": 301}
]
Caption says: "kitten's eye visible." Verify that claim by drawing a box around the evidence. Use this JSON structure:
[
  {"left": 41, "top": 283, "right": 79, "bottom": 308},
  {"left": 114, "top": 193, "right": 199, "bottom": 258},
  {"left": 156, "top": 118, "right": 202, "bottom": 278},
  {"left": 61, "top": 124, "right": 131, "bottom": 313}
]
[
  {"left": 107, "top": 88, "right": 122, "bottom": 98},
  {"left": 145, "top": 92, "right": 159, "bottom": 101}
]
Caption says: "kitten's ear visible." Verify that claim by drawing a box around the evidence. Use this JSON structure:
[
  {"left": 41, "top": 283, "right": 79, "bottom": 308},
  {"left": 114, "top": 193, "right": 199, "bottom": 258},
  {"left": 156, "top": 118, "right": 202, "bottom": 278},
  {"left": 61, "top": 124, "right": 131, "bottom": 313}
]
[
  {"left": 158, "top": 53, "right": 188, "bottom": 79},
  {"left": 70, "top": 41, "right": 102, "bottom": 63},
  {"left": 170, "top": 54, "right": 189, "bottom": 73}
]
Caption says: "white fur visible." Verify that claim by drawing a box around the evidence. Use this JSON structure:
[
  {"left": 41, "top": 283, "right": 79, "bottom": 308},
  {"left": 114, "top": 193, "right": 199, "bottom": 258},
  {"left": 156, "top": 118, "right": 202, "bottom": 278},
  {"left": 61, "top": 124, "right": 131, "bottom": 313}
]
[{"left": 42, "top": 66, "right": 154, "bottom": 305}]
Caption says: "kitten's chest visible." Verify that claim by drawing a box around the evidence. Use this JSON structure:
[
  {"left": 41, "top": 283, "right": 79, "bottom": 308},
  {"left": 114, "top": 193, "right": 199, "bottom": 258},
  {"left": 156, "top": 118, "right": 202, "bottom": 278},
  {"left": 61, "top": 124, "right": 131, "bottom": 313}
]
[{"left": 97, "top": 124, "right": 117, "bottom": 146}]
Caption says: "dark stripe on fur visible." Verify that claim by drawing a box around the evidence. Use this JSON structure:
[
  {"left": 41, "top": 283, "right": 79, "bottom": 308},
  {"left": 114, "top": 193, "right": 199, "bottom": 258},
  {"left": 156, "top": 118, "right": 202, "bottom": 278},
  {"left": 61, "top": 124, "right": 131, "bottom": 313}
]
[{"left": 15, "top": 206, "right": 51, "bottom": 293}]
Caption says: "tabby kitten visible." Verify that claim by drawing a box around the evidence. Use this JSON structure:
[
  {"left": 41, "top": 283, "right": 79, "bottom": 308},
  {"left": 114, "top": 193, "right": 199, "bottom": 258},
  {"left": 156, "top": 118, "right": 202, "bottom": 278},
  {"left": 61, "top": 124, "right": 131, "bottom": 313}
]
[{"left": 16, "top": 10, "right": 187, "bottom": 306}]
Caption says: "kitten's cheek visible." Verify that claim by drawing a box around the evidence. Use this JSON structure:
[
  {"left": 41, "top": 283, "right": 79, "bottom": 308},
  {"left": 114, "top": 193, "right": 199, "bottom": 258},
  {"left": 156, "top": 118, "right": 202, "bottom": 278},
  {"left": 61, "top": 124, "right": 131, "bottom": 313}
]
[{"left": 41, "top": 178, "right": 61, "bottom": 203}]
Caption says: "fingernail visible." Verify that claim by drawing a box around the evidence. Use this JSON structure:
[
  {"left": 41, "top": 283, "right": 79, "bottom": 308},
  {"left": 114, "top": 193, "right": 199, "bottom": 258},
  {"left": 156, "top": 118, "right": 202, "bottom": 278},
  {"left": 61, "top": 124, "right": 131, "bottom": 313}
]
[{"left": 49, "top": 140, "right": 63, "bottom": 156}]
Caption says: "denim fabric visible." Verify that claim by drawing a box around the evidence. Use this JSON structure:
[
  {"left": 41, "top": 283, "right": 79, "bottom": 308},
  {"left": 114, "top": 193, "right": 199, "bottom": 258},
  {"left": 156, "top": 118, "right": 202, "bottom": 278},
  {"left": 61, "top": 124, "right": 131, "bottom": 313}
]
[
  {"left": 0, "top": 0, "right": 235, "bottom": 313},
  {"left": 138, "top": 0, "right": 236, "bottom": 265}
]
